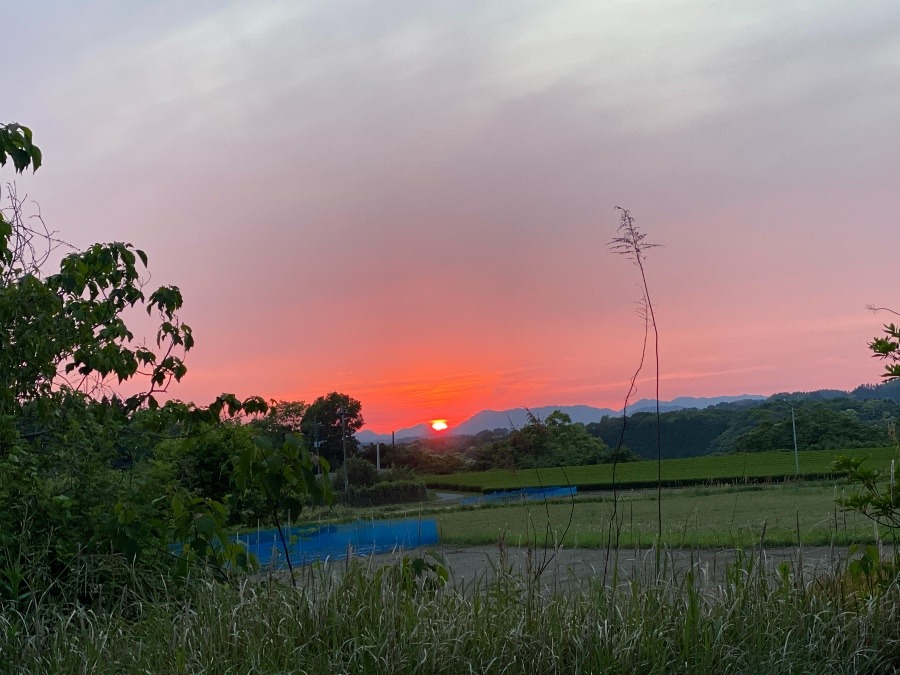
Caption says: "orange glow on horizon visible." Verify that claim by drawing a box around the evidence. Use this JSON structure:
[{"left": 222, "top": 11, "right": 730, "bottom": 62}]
[{"left": 430, "top": 419, "right": 449, "bottom": 431}]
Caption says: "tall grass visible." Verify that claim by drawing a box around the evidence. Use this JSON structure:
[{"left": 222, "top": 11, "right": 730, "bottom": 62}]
[{"left": 2, "top": 547, "right": 898, "bottom": 674}]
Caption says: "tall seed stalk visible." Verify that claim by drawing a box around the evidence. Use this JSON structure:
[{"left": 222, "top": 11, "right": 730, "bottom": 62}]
[
  {"left": 609, "top": 207, "right": 662, "bottom": 539},
  {"left": 603, "top": 291, "right": 650, "bottom": 585}
]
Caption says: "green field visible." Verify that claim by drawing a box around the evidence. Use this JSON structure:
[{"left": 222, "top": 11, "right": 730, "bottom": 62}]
[
  {"left": 435, "top": 481, "right": 885, "bottom": 549},
  {"left": 424, "top": 446, "right": 899, "bottom": 492}
]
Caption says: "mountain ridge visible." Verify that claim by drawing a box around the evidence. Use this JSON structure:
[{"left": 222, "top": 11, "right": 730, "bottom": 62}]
[{"left": 356, "top": 395, "right": 765, "bottom": 444}]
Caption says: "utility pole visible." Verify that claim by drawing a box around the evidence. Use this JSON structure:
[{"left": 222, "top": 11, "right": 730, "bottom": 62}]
[
  {"left": 312, "top": 419, "right": 322, "bottom": 476},
  {"left": 791, "top": 405, "right": 800, "bottom": 475},
  {"left": 340, "top": 406, "right": 349, "bottom": 492}
]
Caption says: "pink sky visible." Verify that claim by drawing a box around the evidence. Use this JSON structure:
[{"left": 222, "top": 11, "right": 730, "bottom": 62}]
[{"left": 5, "top": 2, "right": 898, "bottom": 432}]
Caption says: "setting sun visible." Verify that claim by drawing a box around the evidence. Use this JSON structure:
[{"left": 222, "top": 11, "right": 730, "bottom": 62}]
[{"left": 431, "top": 419, "right": 449, "bottom": 431}]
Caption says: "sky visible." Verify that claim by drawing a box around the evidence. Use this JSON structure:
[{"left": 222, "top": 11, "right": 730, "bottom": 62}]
[{"left": 4, "top": 1, "right": 899, "bottom": 432}]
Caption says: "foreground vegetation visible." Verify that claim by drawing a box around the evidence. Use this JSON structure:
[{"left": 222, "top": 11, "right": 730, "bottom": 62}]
[
  {"left": 2, "top": 550, "right": 899, "bottom": 674},
  {"left": 423, "top": 446, "right": 899, "bottom": 492}
]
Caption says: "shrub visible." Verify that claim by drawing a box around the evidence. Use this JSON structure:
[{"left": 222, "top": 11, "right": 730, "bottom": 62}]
[{"left": 339, "top": 480, "right": 427, "bottom": 507}]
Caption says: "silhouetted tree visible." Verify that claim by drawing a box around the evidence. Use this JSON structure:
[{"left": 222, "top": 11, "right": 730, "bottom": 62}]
[{"left": 300, "top": 392, "right": 363, "bottom": 468}]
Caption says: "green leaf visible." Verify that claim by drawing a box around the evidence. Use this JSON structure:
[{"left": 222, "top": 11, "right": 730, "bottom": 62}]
[
  {"left": 194, "top": 515, "right": 216, "bottom": 538},
  {"left": 30, "top": 145, "right": 42, "bottom": 171},
  {"left": 171, "top": 493, "right": 184, "bottom": 519}
]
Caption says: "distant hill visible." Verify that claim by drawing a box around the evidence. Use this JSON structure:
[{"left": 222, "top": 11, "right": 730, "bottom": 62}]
[
  {"left": 627, "top": 396, "right": 767, "bottom": 413},
  {"left": 356, "top": 395, "right": 765, "bottom": 444},
  {"left": 355, "top": 381, "right": 900, "bottom": 457},
  {"left": 451, "top": 405, "right": 616, "bottom": 436},
  {"left": 851, "top": 379, "right": 900, "bottom": 403},
  {"left": 587, "top": 393, "right": 899, "bottom": 460}
]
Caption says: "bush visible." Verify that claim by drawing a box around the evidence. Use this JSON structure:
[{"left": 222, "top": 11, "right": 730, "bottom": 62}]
[
  {"left": 339, "top": 480, "right": 427, "bottom": 507},
  {"left": 346, "top": 456, "right": 378, "bottom": 488},
  {"left": 378, "top": 466, "right": 418, "bottom": 482},
  {"left": 331, "top": 456, "right": 379, "bottom": 492}
]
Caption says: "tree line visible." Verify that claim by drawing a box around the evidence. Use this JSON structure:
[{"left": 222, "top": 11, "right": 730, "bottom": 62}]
[
  {"left": 369, "top": 389, "right": 900, "bottom": 475},
  {"left": 586, "top": 394, "right": 898, "bottom": 460},
  {"left": 366, "top": 410, "right": 638, "bottom": 474}
]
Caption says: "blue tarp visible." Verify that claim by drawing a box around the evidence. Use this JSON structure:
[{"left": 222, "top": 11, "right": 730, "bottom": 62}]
[
  {"left": 234, "top": 518, "right": 439, "bottom": 568},
  {"left": 459, "top": 485, "right": 577, "bottom": 506}
]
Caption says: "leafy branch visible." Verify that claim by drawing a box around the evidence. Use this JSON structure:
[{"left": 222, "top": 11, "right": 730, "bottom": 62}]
[
  {"left": 834, "top": 455, "right": 900, "bottom": 530},
  {"left": 867, "top": 306, "right": 900, "bottom": 380}
]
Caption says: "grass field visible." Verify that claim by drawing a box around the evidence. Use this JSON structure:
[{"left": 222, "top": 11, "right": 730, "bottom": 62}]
[
  {"left": 423, "top": 446, "right": 899, "bottom": 492},
  {"left": 434, "top": 481, "right": 888, "bottom": 549}
]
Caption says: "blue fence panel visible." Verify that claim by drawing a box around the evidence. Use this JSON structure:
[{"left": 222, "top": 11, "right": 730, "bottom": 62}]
[
  {"left": 459, "top": 485, "right": 577, "bottom": 506},
  {"left": 235, "top": 517, "right": 439, "bottom": 568}
]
